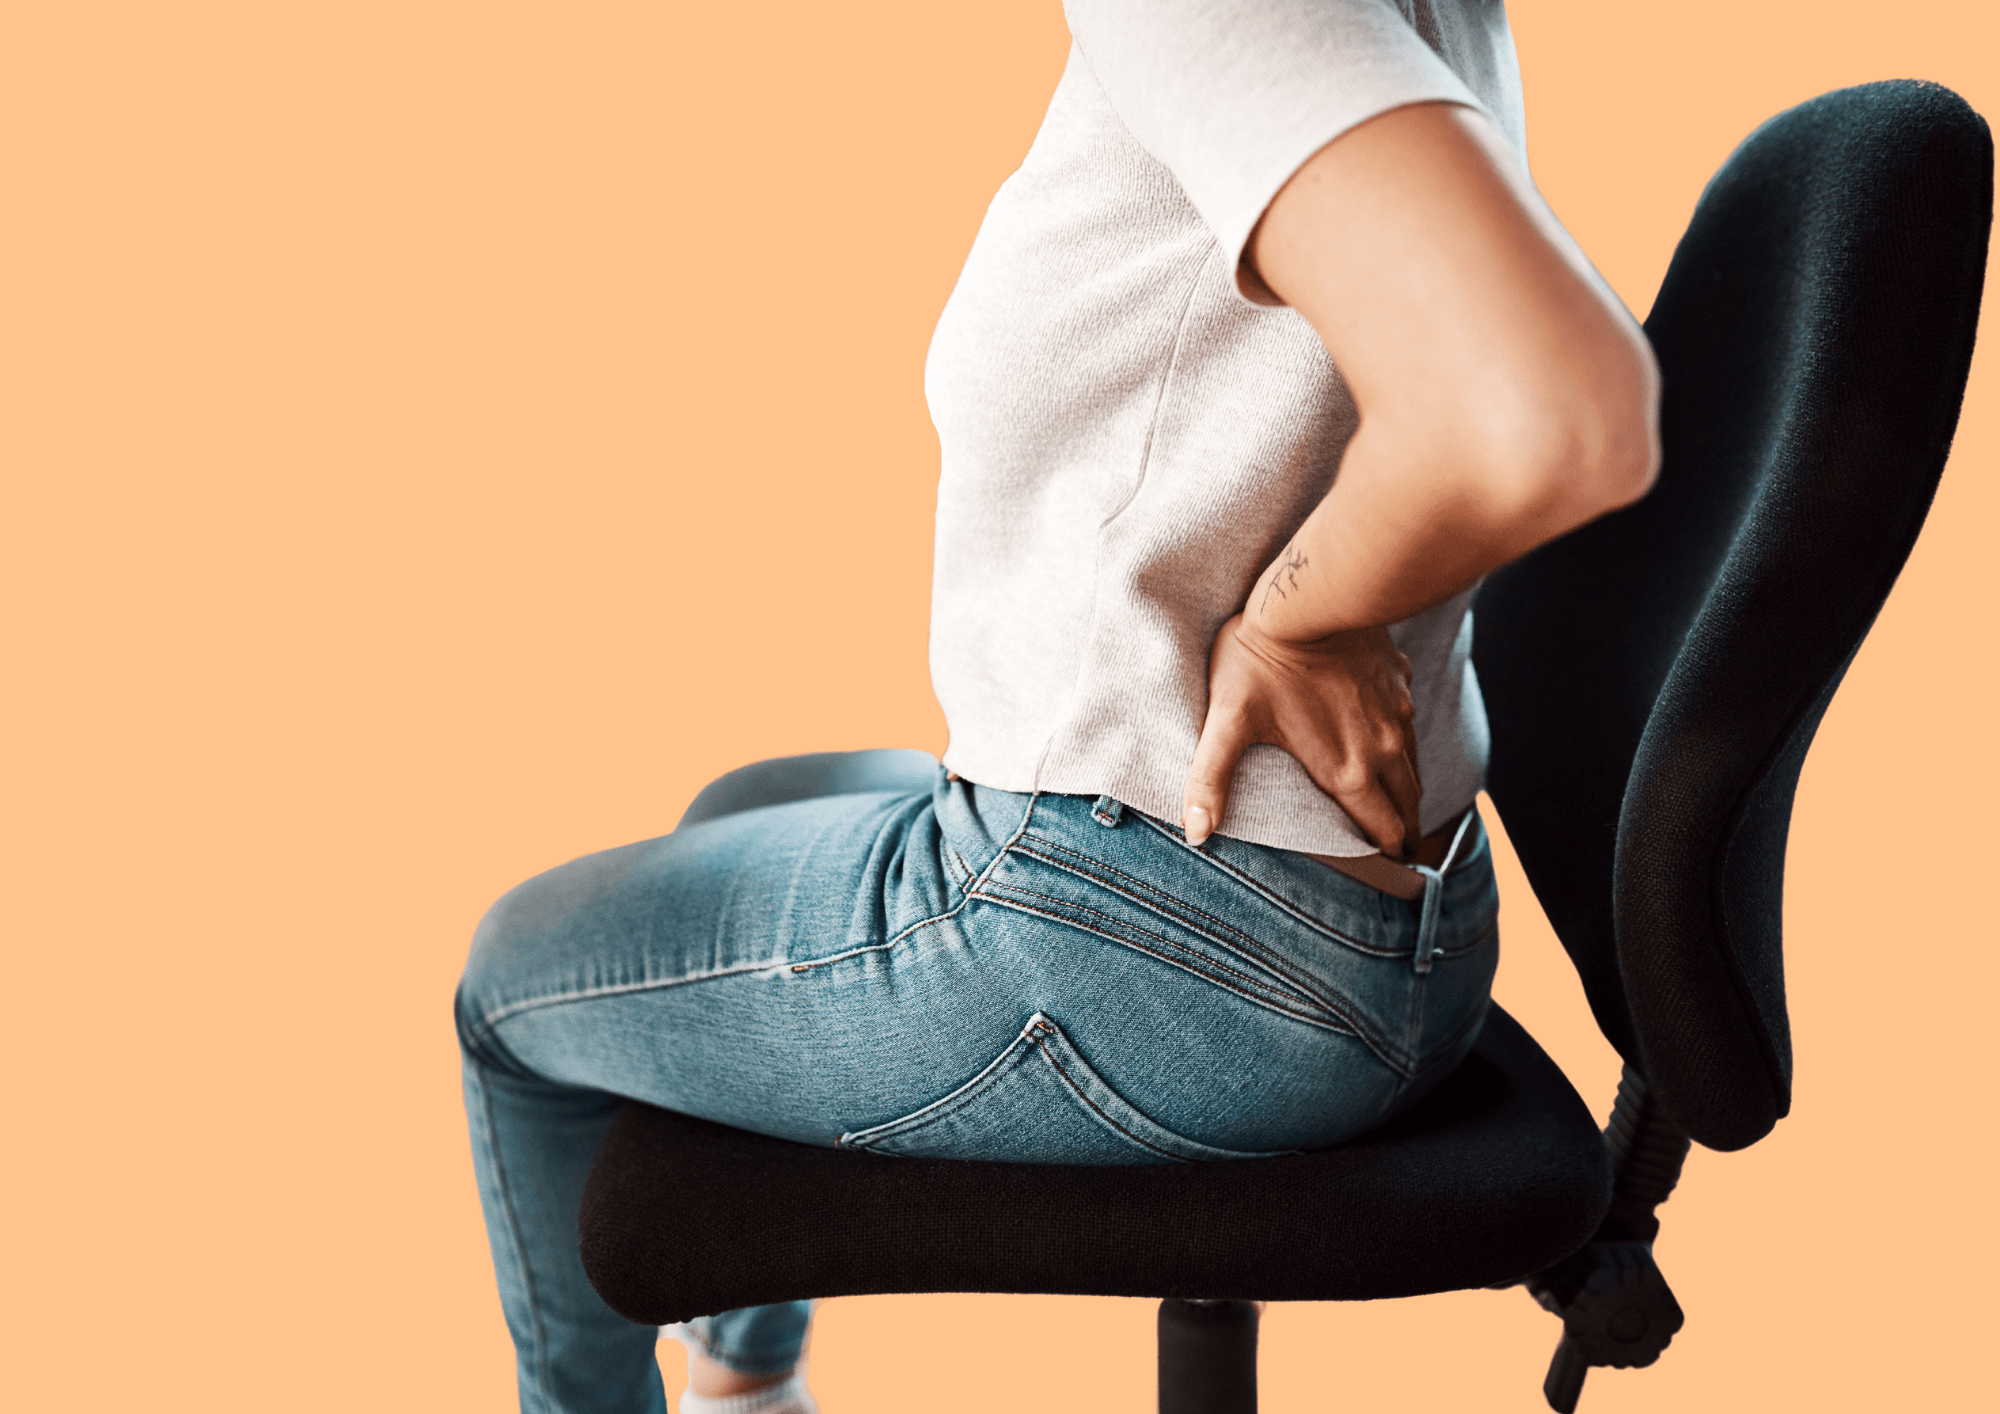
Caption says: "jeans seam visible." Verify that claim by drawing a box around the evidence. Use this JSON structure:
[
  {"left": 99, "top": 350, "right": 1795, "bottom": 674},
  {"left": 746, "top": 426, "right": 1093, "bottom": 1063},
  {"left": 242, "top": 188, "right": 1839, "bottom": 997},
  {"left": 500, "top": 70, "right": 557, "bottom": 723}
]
[
  {"left": 976, "top": 868, "right": 1407, "bottom": 1066},
  {"left": 1431, "top": 917, "right": 1500, "bottom": 959},
  {"left": 837, "top": 1023, "right": 1040, "bottom": 1148},
  {"left": 967, "top": 789, "right": 1042, "bottom": 889},
  {"left": 682, "top": 1320, "right": 804, "bottom": 1376},
  {"left": 1126, "top": 810, "right": 1416, "bottom": 953},
  {"left": 478, "top": 960, "right": 790, "bottom": 1028},
  {"left": 977, "top": 875, "right": 1328, "bottom": 1016},
  {"left": 969, "top": 883, "right": 1399, "bottom": 1062},
  {"left": 478, "top": 1072, "right": 552, "bottom": 1411},
  {"left": 785, "top": 791, "right": 1025, "bottom": 969},
  {"left": 1029, "top": 1032, "right": 1187, "bottom": 1162},
  {"left": 458, "top": 989, "right": 535, "bottom": 1079},
  {"left": 786, "top": 891, "right": 975, "bottom": 974},
  {"left": 1022, "top": 829, "right": 1394, "bottom": 956},
  {"left": 1012, "top": 836, "right": 1367, "bottom": 1005}
]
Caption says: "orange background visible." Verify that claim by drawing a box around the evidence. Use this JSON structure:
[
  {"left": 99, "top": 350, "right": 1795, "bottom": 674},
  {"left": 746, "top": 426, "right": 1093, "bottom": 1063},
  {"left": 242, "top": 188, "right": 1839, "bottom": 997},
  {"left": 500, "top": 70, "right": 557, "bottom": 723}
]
[{"left": 4, "top": 2, "right": 1994, "bottom": 1410}]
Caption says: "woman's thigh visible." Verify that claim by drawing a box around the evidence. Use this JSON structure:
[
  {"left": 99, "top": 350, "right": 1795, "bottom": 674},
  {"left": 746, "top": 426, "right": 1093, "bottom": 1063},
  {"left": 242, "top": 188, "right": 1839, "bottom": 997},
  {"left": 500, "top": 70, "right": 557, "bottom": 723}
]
[
  {"left": 455, "top": 763, "right": 968, "bottom": 1144},
  {"left": 456, "top": 759, "right": 1497, "bottom": 1161}
]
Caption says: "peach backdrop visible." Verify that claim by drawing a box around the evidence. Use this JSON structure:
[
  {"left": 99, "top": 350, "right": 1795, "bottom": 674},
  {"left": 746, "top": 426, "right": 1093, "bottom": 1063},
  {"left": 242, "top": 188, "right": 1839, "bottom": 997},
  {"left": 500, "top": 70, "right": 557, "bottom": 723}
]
[{"left": 5, "top": 2, "right": 1993, "bottom": 1410}]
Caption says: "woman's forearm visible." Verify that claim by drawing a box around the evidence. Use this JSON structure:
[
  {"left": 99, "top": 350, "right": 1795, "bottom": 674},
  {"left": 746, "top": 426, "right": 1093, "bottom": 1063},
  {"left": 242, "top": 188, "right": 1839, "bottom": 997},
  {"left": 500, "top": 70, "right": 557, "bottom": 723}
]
[
  {"left": 1244, "top": 410, "right": 1647, "bottom": 642},
  {"left": 1180, "top": 102, "right": 1658, "bottom": 852},
  {"left": 1243, "top": 102, "right": 1660, "bottom": 644}
]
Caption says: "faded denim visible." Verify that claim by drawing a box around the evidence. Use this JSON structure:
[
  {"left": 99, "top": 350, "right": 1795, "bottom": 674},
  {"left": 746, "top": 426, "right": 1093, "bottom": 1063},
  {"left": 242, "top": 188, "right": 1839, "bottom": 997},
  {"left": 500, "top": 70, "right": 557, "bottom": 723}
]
[{"left": 457, "top": 750, "right": 1498, "bottom": 1414}]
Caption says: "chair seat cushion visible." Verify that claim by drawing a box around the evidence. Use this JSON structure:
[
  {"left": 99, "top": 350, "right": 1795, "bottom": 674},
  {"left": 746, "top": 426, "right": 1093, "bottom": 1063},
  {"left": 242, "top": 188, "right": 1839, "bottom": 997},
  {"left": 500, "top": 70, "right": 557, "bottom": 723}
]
[{"left": 579, "top": 1006, "right": 1611, "bottom": 1325}]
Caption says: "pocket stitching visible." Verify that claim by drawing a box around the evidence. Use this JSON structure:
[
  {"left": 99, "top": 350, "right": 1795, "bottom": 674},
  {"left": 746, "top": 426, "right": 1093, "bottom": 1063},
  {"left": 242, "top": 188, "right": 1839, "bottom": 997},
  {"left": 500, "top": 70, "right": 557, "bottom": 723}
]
[
  {"left": 1012, "top": 835, "right": 1377, "bottom": 1008},
  {"left": 1029, "top": 1021, "right": 1299, "bottom": 1162},
  {"left": 976, "top": 876, "right": 1338, "bottom": 1020},
  {"left": 836, "top": 1023, "right": 1042, "bottom": 1150},
  {"left": 970, "top": 879, "right": 1404, "bottom": 1067},
  {"left": 1028, "top": 1031, "right": 1188, "bottom": 1162},
  {"left": 1022, "top": 829, "right": 1395, "bottom": 958},
  {"left": 840, "top": 1012, "right": 1296, "bottom": 1163},
  {"left": 786, "top": 895, "right": 970, "bottom": 975},
  {"left": 836, "top": 1016, "right": 1188, "bottom": 1159},
  {"left": 1431, "top": 916, "right": 1499, "bottom": 959},
  {"left": 1127, "top": 810, "right": 1437, "bottom": 951}
]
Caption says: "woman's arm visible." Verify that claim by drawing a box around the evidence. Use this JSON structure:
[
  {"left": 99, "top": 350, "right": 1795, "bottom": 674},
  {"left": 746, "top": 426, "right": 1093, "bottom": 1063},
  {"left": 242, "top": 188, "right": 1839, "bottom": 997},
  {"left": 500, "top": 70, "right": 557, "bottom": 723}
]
[{"left": 1182, "top": 101, "right": 1661, "bottom": 856}]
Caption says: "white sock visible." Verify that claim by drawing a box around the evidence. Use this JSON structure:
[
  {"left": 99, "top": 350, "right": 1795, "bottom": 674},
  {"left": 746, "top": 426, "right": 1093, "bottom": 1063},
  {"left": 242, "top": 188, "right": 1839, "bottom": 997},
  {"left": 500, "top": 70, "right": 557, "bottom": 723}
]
[{"left": 677, "top": 1372, "right": 817, "bottom": 1414}]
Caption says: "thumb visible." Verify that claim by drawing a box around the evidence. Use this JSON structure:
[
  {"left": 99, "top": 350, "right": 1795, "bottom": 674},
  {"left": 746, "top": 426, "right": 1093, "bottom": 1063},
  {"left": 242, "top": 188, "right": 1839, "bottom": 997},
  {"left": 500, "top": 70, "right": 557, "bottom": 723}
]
[{"left": 1182, "top": 706, "right": 1251, "bottom": 847}]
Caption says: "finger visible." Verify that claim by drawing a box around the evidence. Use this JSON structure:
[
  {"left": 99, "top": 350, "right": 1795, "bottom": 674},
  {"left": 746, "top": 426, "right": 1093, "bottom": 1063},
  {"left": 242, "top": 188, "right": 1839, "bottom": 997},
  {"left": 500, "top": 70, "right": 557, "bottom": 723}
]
[
  {"left": 1341, "top": 771, "right": 1410, "bottom": 859},
  {"left": 1381, "top": 747, "right": 1423, "bottom": 860},
  {"left": 1295, "top": 738, "right": 1408, "bottom": 859},
  {"left": 1182, "top": 707, "right": 1252, "bottom": 847},
  {"left": 1395, "top": 705, "right": 1423, "bottom": 850}
]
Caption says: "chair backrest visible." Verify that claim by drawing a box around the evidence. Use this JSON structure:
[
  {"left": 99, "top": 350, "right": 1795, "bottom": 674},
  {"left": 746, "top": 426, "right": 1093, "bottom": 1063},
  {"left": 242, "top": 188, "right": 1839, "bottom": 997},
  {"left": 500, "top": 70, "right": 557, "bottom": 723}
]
[{"left": 1474, "top": 80, "right": 1991, "bottom": 1151}]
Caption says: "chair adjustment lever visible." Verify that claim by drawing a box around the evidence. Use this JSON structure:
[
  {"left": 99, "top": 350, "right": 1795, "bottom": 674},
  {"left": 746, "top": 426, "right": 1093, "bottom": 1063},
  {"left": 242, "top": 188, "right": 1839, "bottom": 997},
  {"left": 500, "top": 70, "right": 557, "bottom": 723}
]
[{"left": 1526, "top": 1065, "right": 1692, "bottom": 1412}]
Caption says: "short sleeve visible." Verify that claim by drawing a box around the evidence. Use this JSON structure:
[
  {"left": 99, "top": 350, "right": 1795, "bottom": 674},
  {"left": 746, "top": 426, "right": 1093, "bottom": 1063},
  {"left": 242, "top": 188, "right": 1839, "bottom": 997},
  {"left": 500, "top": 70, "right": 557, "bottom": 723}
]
[{"left": 1061, "top": 0, "right": 1490, "bottom": 304}]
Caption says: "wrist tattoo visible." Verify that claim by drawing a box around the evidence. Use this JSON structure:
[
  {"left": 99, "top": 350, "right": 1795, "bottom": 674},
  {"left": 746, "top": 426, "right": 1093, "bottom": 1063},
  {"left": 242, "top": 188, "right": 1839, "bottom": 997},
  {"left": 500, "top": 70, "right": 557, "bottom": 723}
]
[{"left": 1261, "top": 543, "right": 1309, "bottom": 612}]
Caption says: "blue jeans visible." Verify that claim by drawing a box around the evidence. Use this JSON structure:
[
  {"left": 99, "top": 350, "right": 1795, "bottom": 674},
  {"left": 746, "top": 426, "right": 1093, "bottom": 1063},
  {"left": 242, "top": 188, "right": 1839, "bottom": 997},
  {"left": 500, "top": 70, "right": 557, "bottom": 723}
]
[{"left": 457, "top": 750, "right": 1499, "bottom": 1414}]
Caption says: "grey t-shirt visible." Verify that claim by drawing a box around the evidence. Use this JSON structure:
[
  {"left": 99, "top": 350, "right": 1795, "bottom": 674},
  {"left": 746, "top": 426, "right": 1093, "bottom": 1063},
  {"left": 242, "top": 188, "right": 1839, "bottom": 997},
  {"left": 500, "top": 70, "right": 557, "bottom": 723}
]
[{"left": 927, "top": 0, "right": 1527, "bottom": 856}]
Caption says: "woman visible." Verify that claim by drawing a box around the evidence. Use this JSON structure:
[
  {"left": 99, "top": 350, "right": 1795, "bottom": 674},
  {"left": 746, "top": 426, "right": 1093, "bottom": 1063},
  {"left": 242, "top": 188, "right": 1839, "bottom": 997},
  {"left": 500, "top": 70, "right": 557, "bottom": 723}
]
[{"left": 456, "top": 3, "right": 1659, "bottom": 1411}]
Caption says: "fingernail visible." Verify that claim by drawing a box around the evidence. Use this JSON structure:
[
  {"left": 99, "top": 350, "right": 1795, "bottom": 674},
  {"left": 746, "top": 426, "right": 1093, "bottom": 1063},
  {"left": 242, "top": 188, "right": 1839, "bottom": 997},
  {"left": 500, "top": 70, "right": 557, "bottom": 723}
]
[{"left": 1183, "top": 804, "right": 1213, "bottom": 845}]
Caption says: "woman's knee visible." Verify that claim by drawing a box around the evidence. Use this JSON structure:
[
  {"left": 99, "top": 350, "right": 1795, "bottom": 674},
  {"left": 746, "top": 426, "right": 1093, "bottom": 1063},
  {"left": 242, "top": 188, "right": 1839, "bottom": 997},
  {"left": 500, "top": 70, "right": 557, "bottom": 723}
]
[
  {"left": 453, "top": 841, "right": 649, "bottom": 1072},
  {"left": 455, "top": 886, "right": 533, "bottom": 1074}
]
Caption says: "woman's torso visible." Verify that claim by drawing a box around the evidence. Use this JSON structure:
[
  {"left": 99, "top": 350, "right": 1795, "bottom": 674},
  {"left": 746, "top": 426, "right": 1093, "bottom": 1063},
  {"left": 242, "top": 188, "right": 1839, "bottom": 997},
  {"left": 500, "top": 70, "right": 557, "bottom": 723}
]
[{"left": 925, "top": 3, "right": 1527, "bottom": 855}]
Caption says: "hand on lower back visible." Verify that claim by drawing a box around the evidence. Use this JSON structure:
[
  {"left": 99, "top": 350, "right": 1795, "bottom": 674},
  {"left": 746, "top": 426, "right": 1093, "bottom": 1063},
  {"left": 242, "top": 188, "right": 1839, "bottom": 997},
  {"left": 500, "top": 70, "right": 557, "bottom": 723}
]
[{"left": 1181, "top": 614, "right": 1422, "bottom": 858}]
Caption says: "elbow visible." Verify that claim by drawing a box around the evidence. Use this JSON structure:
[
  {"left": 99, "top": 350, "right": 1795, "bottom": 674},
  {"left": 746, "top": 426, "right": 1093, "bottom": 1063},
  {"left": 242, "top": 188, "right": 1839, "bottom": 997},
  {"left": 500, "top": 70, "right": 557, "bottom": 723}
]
[
  {"left": 1539, "top": 388, "right": 1661, "bottom": 523},
  {"left": 1473, "top": 334, "right": 1661, "bottom": 533},
  {"left": 1582, "top": 339, "right": 1663, "bottom": 512}
]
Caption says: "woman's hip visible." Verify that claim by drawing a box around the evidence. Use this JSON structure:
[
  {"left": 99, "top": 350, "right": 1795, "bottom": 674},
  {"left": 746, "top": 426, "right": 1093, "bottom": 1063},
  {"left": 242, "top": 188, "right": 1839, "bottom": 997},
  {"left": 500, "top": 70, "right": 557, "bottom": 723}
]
[{"left": 454, "top": 755, "right": 1497, "bottom": 1162}]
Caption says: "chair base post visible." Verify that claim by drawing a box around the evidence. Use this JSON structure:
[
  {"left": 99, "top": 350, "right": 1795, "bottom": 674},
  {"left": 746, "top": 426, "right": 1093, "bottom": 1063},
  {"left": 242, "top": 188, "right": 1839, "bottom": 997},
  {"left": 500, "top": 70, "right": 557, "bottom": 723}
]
[{"left": 1158, "top": 1299, "right": 1258, "bottom": 1414}]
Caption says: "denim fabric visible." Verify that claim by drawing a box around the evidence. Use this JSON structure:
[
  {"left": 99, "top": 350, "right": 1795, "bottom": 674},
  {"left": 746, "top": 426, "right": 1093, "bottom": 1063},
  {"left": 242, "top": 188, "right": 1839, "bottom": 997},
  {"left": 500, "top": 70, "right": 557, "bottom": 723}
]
[
  {"left": 670, "top": 1305, "right": 814, "bottom": 1378},
  {"left": 457, "top": 750, "right": 1498, "bottom": 1414}
]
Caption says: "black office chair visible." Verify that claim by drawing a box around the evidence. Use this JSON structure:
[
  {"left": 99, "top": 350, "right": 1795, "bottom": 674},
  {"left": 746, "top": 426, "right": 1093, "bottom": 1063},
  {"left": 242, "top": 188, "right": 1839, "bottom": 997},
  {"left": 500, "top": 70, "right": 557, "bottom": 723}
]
[{"left": 577, "top": 81, "right": 1991, "bottom": 1412}]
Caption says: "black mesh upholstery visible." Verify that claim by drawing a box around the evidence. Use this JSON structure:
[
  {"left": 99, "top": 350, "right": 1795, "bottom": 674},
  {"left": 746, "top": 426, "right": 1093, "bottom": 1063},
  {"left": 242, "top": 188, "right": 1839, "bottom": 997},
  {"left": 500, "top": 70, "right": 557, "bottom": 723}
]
[
  {"left": 579, "top": 1007, "right": 1610, "bottom": 1326},
  {"left": 1476, "top": 81, "right": 1990, "bottom": 1150}
]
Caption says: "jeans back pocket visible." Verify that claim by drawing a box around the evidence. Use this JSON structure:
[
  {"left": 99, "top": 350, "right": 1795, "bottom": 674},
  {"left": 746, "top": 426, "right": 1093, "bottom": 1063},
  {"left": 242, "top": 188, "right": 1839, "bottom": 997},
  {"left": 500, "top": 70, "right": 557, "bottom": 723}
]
[{"left": 836, "top": 1013, "right": 1295, "bottom": 1165}]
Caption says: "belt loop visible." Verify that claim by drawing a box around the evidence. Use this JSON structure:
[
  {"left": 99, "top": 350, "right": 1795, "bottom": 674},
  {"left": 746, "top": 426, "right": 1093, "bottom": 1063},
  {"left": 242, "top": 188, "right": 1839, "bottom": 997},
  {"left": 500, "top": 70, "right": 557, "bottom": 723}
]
[
  {"left": 1412, "top": 866, "right": 1442, "bottom": 974},
  {"left": 1091, "top": 795, "right": 1126, "bottom": 827},
  {"left": 1410, "top": 811, "right": 1476, "bottom": 975},
  {"left": 1437, "top": 808, "right": 1478, "bottom": 876}
]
